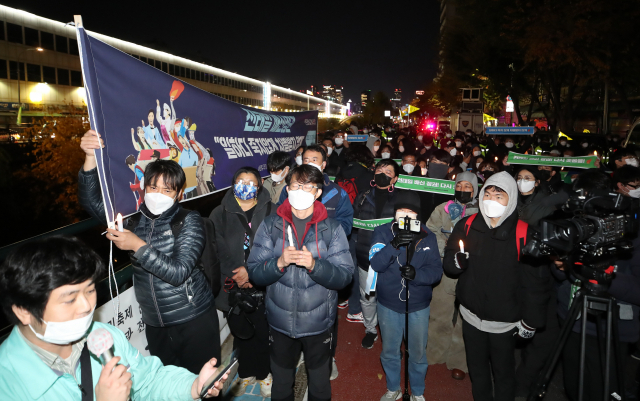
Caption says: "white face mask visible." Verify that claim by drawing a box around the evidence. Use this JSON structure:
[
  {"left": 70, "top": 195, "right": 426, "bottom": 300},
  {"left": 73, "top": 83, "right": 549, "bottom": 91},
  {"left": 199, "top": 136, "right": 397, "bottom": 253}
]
[
  {"left": 417, "top": 136, "right": 423, "bottom": 141},
  {"left": 560, "top": 141, "right": 567, "bottom": 146},
  {"left": 476, "top": 162, "right": 481, "bottom": 169},
  {"left": 629, "top": 188, "right": 640, "bottom": 198},
  {"left": 288, "top": 189, "right": 316, "bottom": 210},
  {"left": 455, "top": 141, "right": 463, "bottom": 148},
  {"left": 399, "top": 146, "right": 405, "bottom": 153},
  {"left": 473, "top": 150, "right": 482, "bottom": 157},
  {"left": 373, "top": 145, "right": 380, "bottom": 153},
  {"left": 30, "top": 308, "right": 95, "bottom": 345},
  {"left": 626, "top": 158, "right": 639, "bottom": 167},
  {"left": 395, "top": 210, "right": 418, "bottom": 221},
  {"left": 295, "top": 155, "right": 303, "bottom": 165},
  {"left": 403, "top": 164, "right": 415, "bottom": 174},
  {"left": 505, "top": 142, "right": 514, "bottom": 148},
  {"left": 425, "top": 145, "right": 432, "bottom": 150},
  {"left": 446, "top": 133, "right": 453, "bottom": 138},
  {"left": 517, "top": 179, "right": 536, "bottom": 193},
  {"left": 550, "top": 151, "right": 561, "bottom": 156},
  {"left": 449, "top": 148, "right": 457, "bottom": 156},
  {"left": 326, "top": 147, "right": 333, "bottom": 156},
  {"left": 334, "top": 138, "right": 344, "bottom": 146},
  {"left": 421, "top": 167, "right": 427, "bottom": 176},
  {"left": 483, "top": 199, "right": 507, "bottom": 218},
  {"left": 271, "top": 167, "right": 288, "bottom": 183},
  {"left": 381, "top": 152, "right": 391, "bottom": 159},
  {"left": 307, "top": 162, "right": 323, "bottom": 172},
  {"left": 363, "top": 129, "right": 369, "bottom": 134},
  {"left": 145, "top": 192, "right": 176, "bottom": 215}
]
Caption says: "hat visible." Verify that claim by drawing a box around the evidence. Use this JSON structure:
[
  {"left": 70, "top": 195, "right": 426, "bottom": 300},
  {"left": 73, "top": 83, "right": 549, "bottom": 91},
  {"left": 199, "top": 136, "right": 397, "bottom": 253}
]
[
  {"left": 455, "top": 171, "right": 479, "bottom": 200},
  {"left": 394, "top": 191, "right": 421, "bottom": 216},
  {"left": 189, "top": 123, "right": 197, "bottom": 131}
]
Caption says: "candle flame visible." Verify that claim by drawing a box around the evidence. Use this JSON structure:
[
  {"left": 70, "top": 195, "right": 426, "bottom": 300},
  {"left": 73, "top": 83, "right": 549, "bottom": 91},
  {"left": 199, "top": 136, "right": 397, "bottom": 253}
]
[
  {"left": 594, "top": 150, "right": 598, "bottom": 156},
  {"left": 494, "top": 156, "right": 498, "bottom": 161},
  {"left": 459, "top": 240, "right": 463, "bottom": 248}
]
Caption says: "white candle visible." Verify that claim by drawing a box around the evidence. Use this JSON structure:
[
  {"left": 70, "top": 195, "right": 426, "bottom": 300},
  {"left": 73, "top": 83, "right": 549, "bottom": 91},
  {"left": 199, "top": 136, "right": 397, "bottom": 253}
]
[
  {"left": 459, "top": 240, "right": 464, "bottom": 253},
  {"left": 116, "top": 213, "right": 124, "bottom": 232},
  {"left": 287, "top": 225, "right": 295, "bottom": 248}
]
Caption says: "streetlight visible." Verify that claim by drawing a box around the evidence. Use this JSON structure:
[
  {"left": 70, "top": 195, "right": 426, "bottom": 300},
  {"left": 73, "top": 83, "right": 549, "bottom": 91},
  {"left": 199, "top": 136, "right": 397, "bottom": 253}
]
[{"left": 16, "top": 47, "right": 44, "bottom": 111}]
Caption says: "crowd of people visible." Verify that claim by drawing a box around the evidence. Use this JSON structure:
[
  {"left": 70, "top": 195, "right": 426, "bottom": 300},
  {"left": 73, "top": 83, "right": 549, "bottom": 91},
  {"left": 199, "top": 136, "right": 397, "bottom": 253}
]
[{"left": 1, "top": 123, "right": 640, "bottom": 401}]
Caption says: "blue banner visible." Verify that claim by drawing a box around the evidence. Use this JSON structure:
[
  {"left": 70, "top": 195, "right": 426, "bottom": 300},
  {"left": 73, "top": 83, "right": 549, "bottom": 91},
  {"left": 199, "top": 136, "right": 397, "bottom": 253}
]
[
  {"left": 346, "top": 134, "right": 368, "bottom": 142},
  {"left": 485, "top": 127, "right": 534, "bottom": 135},
  {"left": 76, "top": 27, "right": 317, "bottom": 222}
]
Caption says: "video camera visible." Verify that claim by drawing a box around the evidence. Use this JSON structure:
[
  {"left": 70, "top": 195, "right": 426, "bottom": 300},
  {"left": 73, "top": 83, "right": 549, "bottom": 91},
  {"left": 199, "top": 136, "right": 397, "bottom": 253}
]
[{"left": 523, "top": 189, "right": 639, "bottom": 293}]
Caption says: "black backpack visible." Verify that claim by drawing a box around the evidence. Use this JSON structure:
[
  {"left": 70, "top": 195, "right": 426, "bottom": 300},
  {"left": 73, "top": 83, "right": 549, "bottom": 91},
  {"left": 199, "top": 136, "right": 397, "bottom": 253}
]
[{"left": 126, "top": 208, "right": 222, "bottom": 297}]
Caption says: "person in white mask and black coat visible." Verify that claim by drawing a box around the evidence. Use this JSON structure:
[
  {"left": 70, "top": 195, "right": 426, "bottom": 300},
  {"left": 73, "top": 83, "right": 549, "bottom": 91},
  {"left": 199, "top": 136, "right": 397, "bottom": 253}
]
[
  {"left": 514, "top": 167, "right": 557, "bottom": 226},
  {"left": 442, "top": 172, "right": 549, "bottom": 401}
]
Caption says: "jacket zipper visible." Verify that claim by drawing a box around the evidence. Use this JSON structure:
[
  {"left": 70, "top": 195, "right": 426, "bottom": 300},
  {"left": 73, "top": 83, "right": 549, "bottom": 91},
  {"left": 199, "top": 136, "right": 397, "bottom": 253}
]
[{"left": 146, "top": 219, "right": 164, "bottom": 327}]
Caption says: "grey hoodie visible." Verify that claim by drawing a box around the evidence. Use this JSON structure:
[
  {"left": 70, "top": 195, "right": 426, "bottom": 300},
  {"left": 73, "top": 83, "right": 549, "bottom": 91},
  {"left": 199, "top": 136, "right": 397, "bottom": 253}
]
[
  {"left": 478, "top": 171, "right": 518, "bottom": 228},
  {"left": 455, "top": 171, "right": 479, "bottom": 201}
]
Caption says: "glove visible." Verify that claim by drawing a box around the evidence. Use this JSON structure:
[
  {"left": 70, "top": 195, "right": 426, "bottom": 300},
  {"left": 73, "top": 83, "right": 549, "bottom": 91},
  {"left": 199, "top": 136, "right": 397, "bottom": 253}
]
[
  {"left": 514, "top": 320, "right": 536, "bottom": 339},
  {"left": 391, "top": 231, "right": 414, "bottom": 249},
  {"left": 400, "top": 264, "right": 416, "bottom": 281},
  {"left": 454, "top": 252, "right": 469, "bottom": 270}
]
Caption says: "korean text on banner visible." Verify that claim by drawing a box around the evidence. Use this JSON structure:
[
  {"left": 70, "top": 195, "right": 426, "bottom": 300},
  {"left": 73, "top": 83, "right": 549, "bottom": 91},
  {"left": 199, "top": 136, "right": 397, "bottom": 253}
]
[
  {"left": 353, "top": 218, "right": 394, "bottom": 231},
  {"left": 395, "top": 174, "right": 455, "bottom": 195},
  {"left": 485, "top": 127, "right": 534, "bottom": 135},
  {"left": 507, "top": 152, "right": 597, "bottom": 169},
  {"left": 346, "top": 134, "right": 369, "bottom": 142},
  {"left": 76, "top": 27, "right": 318, "bottom": 220}
]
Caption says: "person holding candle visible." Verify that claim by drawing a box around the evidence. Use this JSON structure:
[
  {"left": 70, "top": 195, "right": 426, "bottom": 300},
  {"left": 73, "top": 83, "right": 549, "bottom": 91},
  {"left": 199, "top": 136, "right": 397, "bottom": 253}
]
[
  {"left": 425, "top": 172, "right": 479, "bottom": 381},
  {"left": 443, "top": 172, "right": 549, "bottom": 401}
]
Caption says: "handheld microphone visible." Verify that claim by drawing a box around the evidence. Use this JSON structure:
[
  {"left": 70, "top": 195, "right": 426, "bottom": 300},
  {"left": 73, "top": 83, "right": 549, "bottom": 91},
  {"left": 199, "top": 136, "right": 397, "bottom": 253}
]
[{"left": 87, "top": 328, "right": 115, "bottom": 365}]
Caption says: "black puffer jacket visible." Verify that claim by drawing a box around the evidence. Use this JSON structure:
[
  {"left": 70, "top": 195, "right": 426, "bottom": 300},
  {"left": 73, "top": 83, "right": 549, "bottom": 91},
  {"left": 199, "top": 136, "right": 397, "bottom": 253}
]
[
  {"left": 78, "top": 168, "right": 213, "bottom": 327},
  {"left": 210, "top": 188, "right": 272, "bottom": 312},
  {"left": 517, "top": 187, "right": 556, "bottom": 226},
  {"left": 350, "top": 187, "right": 401, "bottom": 270}
]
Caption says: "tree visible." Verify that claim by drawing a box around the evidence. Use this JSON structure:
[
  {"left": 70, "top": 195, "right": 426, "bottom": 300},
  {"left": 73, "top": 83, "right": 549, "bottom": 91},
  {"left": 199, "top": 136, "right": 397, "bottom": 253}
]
[{"left": 363, "top": 92, "right": 392, "bottom": 125}]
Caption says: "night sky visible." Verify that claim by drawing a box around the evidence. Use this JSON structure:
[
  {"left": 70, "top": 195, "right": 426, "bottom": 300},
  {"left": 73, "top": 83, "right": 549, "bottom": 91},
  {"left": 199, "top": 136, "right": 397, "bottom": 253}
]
[{"left": 5, "top": 1, "right": 440, "bottom": 105}]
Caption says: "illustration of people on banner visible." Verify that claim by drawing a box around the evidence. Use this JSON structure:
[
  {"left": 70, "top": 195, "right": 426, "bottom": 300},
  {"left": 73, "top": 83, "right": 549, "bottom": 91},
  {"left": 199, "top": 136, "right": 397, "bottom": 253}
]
[{"left": 126, "top": 80, "right": 216, "bottom": 210}]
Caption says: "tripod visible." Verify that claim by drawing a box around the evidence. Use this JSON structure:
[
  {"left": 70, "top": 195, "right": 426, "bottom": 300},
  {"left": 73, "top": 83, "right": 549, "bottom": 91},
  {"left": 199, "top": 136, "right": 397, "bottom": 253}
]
[
  {"left": 527, "top": 284, "right": 626, "bottom": 401},
  {"left": 402, "top": 240, "right": 415, "bottom": 401}
]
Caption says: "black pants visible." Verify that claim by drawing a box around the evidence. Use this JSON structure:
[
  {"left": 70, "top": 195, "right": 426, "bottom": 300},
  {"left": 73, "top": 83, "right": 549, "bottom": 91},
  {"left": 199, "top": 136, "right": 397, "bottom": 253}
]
[
  {"left": 516, "top": 289, "right": 560, "bottom": 396},
  {"left": 562, "top": 329, "right": 629, "bottom": 401},
  {"left": 146, "top": 306, "right": 221, "bottom": 374},
  {"left": 331, "top": 316, "right": 338, "bottom": 358},
  {"left": 462, "top": 319, "right": 517, "bottom": 401},
  {"left": 227, "top": 304, "right": 271, "bottom": 380},
  {"left": 270, "top": 327, "right": 332, "bottom": 401}
]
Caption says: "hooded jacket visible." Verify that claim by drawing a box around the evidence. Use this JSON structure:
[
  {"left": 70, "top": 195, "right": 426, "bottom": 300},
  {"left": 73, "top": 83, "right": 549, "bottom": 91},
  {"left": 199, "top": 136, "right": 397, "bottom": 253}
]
[
  {"left": 78, "top": 168, "right": 212, "bottom": 327},
  {"left": 443, "top": 172, "right": 549, "bottom": 328},
  {"left": 247, "top": 200, "right": 354, "bottom": 338},
  {"left": 209, "top": 187, "right": 273, "bottom": 312}
]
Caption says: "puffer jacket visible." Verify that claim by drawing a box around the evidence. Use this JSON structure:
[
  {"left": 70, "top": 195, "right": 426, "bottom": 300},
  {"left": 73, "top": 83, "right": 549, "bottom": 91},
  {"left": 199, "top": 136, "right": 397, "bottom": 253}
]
[
  {"left": 247, "top": 199, "right": 354, "bottom": 338},
  {"left": 78, "top": 168, "right": 212, "bottom": 327},
  {"left": 350, "top": 187, "right": 401, "bottom": 270},
  {"left": 210, "top": 188, "right": 272, "bottom": 311}
]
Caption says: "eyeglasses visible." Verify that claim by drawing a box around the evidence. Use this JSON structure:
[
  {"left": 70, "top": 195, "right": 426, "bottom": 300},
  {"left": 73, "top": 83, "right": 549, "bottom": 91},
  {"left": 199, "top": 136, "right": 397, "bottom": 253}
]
[
  {"left": 236, "top": 180, "right": 256, "bottom": 186},
  {"left": 289, "top": 182, "right": 319, "bottom": 192},
  {"left": 627, "top": 183, "right": 640, "bottom": 189}
]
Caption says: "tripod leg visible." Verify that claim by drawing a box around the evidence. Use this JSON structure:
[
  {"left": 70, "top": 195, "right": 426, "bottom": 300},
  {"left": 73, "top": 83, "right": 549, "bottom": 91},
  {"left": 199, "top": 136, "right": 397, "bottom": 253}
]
[
  {"left": 603, "top": 299, "right": 613, "bottom": 401},
  {"left": 579, "top": 295, "right": 590, "bottom": 401},
  {"left": 595, "top": 313, "right": 607, "bottom": 399},
  {"left": 527, "top": 290, "right": 585, "bottom": 401},
  {"left": 611, "top": 304, "right": 626, "bottom": 401}
]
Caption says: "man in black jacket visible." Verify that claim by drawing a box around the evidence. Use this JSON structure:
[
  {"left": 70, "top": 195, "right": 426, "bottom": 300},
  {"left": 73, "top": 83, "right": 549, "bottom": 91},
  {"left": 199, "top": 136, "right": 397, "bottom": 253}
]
[
  {"left": 78, "top": 130, "right": 220, "bottom": 374},
  {"left": 421, "top": 150, "right": 455, "bottom": 222},
  {"left": 443, "top": 172, "right": 549, "bottom": 401}
]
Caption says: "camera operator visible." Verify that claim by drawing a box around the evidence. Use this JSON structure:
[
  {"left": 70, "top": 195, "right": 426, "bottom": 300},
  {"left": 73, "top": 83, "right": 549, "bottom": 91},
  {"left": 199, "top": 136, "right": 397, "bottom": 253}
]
[
  {"left": 551, "top": 169, "right": 640, "bottom": 401},
  {"left": 443, "top": 172, "right": 549, "bottom": 401}
]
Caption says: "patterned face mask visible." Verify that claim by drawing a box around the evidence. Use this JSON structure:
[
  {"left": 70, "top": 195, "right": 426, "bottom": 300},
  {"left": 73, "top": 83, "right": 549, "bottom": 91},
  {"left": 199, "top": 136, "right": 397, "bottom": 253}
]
[{"left": 234, "top": 182, "right": 257, "bottom": 200}]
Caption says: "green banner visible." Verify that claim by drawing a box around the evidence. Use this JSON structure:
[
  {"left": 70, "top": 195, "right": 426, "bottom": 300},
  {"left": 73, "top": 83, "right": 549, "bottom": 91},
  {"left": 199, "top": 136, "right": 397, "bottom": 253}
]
[
  {"left": 353, "top": 218, "right": 394, "bottom": 231},
  {"left": 395, "top": 174, "right": 455, "bottom": 195},
  {"left": 375, "top": 158, "right": 402, "bottom": 165},
  {"left": 507, "top": 152, "right": 597, "bottom": 169},
  {"left": 328, "top": 176, "right": 335, "bottom": 182}
]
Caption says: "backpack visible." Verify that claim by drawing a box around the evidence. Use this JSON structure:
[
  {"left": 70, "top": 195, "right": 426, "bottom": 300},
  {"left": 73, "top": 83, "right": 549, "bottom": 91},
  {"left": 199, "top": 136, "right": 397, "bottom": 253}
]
[
  {"left": 126, "top": 208, "right": 222, "bottom": 297},
  {"left": 463, "top": 213, "right": 528, "bottom": 261},
  {"left": 335, "top": 176, "right": 358, "bottom": 204}
]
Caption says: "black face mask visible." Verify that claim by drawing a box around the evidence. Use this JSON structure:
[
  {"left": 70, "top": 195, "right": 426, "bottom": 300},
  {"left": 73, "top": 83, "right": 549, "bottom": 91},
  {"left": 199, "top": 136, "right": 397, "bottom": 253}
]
[
  {"left": 482, "top": 170, "right": 495, "bottom": 180},
  {"left": 539, "top": 170, "right": 551, "bottom": 180},
  {"left": 427, "top": 163, "right": 449, "bottom": 179},
  {"left": 375, "top": 172, "right": 392, "bottom": 187},
  {"left": 454, "top": 190, "right": 473, "bottom": 204}
]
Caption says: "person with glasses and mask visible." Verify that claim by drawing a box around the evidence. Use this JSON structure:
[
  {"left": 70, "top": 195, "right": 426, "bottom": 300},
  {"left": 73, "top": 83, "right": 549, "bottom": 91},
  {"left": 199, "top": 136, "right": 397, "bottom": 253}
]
[
  {"left": 350, "top": 159, "right": 403, "bottom": 349},
  {"left": 425, "top": 172, "right": 479, "bottom": 382},
  {"left": 477, "top": 160, "right": 501, "bottom": 183},
  {"left": 78, "top": 130, "right": 220, "bottom": 374},
  {"left": 210, "top": 167, "right": 274, "bottom": 397},
  {"left": 247, "top": 164, "right": 354, "bottom": 401}
]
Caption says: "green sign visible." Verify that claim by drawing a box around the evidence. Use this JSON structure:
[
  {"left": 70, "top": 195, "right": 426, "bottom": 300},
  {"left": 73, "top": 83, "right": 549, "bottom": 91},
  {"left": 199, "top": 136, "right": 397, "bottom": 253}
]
[
  {"left": 328, "top": 176, "right": 335, "bottom": 182},
  {"left": 395, "top": 174, "right": 455, "bottom": 195},
  {"left": 375, "top": 158, "right": 402, "bottom": 165},
  {"left": 353, "top": 218, "right": 394, "bottom": 231},
  {"left": 507, "top": 152, "right": 597, "bottom": 169}
]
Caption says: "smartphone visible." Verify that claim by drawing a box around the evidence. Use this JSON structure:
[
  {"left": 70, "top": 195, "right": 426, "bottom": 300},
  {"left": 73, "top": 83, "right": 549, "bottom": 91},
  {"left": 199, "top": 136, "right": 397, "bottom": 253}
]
[{"left": 199, "top": 357, "right": 238, "bottom": 399}]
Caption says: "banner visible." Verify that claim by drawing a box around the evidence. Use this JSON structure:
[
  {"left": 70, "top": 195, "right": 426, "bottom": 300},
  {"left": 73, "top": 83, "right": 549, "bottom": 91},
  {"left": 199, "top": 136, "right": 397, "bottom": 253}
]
[
  {"left": 485, "top": 127, "right": 534, "bottom": 135},
  {"left": 353, "top": 218, "right": 393, "bottom": 231},
  {"left": 507, "top": 152, "right": 597, "bottom": 169},
  {"left": 76, "top": 27, "right": 318, "bottom": 222},
  {"left": 395, "top": 174, "right": 455, "bottom": 195},
  {"left": 346, "top": 134, "right": 368, "bottom": 142}
]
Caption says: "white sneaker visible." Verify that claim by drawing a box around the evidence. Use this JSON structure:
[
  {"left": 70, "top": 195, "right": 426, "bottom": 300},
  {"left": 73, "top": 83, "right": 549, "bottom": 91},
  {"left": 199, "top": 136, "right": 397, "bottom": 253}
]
[
  {"left": 411, "top": 395, "right": 425, "bottom": 401},
  {"left": 330, "top": 358, "right": 338, "bottom": 380},
  {"left": 380, "top": 389, "right": 402, "bottom": 401},
  {"left": 258, "top": 373, "right": 272, "bottom": 398},
  {"left": 346, "top": 312, "right": 364, "bottom": 323},
  {"left": 338, "top": 300, "right": 349, "bottom": 309},
  {"left": 230, "top": 376, "right": 256, "bottom": 396}
]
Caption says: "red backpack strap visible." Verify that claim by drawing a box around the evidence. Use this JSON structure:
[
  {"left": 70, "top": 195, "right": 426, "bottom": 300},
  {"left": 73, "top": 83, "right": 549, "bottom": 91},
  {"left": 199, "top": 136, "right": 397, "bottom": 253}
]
[
  {"left": 464, "top": 213, "right": 477, "bottom": 236},
  {"left": 516, "top": 220, "right": 529, "bottom": 261}
]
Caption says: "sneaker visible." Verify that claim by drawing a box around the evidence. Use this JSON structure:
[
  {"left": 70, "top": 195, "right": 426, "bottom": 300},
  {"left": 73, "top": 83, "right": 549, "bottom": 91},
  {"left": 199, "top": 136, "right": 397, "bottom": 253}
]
[
  {"left": 380, "top": 389, "right": 402, "bottom": 401},
  {"left": 338, "top": 300, "right": 349, "bottom": 309},
  {"left": 330, "top": 358, "right": 339, "bottom": 380},
  {"left": 411, "top": 395, "right": 425, "bottom": 401},
  {"left": 362, "top": 332, "right": 378, "bottom": 349},
  {"left": 346, "top": 312, "right": 364, "bottom": 323},
  {"left": 231, "top": 376, "right": 256, "bottom": 396},
  {"left": 258, "top": 373, "right": 272, "bottom": 398}
]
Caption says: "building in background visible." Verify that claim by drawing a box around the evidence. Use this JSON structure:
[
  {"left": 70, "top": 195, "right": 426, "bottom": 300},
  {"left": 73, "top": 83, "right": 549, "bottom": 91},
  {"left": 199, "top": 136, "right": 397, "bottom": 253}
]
[
  {"left": 436, "top": 0, "right": 456, "bottom": 80},
  {"left": 392, "top": 88, "right": 402, "bottom": 109},
  {"left": 0, "top": 5, "right": 345, "bottom": 135},
  {"left": 322, "top": 85, "right": 344, "bottom": 105},
  {"left": 361, "top": 89, "right": 371, "bottom": 108}
]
